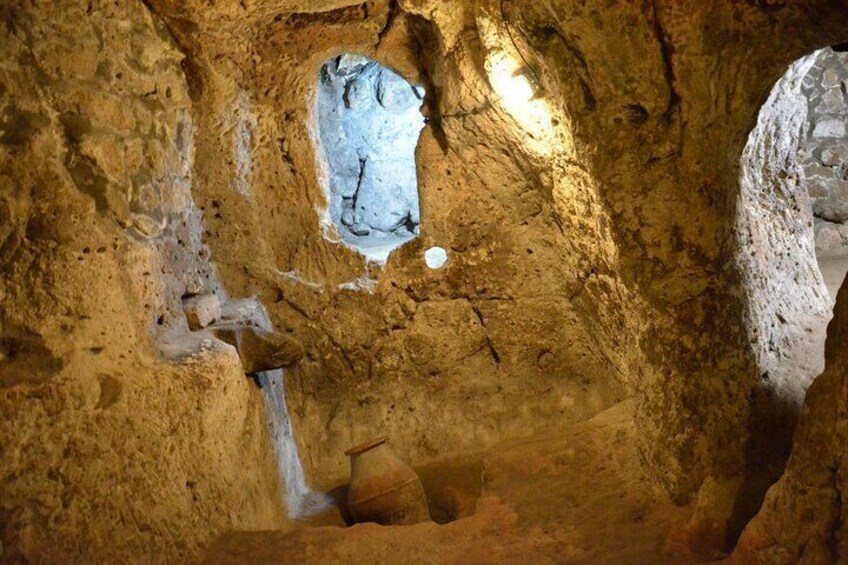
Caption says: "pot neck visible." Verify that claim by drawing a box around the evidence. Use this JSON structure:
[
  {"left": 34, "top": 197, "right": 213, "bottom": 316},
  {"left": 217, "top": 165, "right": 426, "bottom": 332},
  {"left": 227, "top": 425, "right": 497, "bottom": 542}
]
[{"left": 344, "top": 436, "right": 388, "bottom": 457}]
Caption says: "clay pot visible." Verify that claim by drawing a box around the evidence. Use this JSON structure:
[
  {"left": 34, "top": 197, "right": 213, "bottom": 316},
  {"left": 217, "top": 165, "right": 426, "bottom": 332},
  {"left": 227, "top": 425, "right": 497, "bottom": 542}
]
[{"left": 345, "top": 437, "right": 430, "bottom": 526}]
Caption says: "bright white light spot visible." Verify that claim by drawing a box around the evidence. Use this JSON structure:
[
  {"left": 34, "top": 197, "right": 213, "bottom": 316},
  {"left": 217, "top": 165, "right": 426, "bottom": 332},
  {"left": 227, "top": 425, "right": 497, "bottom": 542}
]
[
  {"left": 487, "top": 53, "right": 557, "bottom": 155},
  {"left": 500, "top": 72, "right": 535, "bottom": 107},
  {"left": 425, "top": 247, "right": 448, "bottom": 270},
  {"left": 489, "top": 57, "right": 534, "bottom": 106}
]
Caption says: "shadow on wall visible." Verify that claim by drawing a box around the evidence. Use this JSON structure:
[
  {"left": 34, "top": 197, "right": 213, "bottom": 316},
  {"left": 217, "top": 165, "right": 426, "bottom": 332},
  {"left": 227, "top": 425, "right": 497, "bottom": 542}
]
[{"left": 314, "top": 54, "right": 426, "bottom": 263}]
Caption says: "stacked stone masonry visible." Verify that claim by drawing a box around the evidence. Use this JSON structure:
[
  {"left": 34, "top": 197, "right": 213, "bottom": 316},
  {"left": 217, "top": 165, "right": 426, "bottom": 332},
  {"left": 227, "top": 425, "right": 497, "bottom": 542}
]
[{"left": 801, "top": 48, "right": 848, "bottom": 258}]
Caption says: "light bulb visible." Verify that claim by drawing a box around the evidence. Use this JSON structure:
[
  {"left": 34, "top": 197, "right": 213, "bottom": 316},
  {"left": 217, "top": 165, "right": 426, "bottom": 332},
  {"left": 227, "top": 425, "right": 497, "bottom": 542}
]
[{"left": 502, "top": 72, "right": 535, "bottom": 105}]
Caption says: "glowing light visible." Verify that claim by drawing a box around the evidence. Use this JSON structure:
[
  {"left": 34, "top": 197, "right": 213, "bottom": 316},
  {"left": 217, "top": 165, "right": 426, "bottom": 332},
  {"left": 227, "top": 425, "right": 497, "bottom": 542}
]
[
  {"left": 487, "top": 53, "right": 556, "bottom": 154},
  {"left": 489, "top": 57, "right": 534, "bottom": 105},
  {"left": 502, "top": 71, "right": 535, "bottom": 106}
]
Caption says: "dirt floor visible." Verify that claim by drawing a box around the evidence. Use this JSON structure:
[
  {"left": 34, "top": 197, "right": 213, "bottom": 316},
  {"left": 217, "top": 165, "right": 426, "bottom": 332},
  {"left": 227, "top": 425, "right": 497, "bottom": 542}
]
[{"left": 201, "top": 401, "right": 692, "bottom": 564}]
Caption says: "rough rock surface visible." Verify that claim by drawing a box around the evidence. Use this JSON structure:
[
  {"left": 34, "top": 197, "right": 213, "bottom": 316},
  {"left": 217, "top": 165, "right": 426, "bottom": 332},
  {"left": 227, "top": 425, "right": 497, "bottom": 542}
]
[
  {"left": 4, "top": 0, "right": 848, "bottom": 562},
  {"left": 731, "top": 276, "right": 848, "bottom": 564},
  {"left": 0, "top": 2, "right": 286, "bottom": 562},
  {"left": 736, "top": 52, "right": 831, "bottom": 462},
  {"left": 146, "top": 0, "right": 638, "bottom": 492},
  {"left": 203, "top": 401, "right": 692, "bottom": 565},
  {"left": 210, "top": 324, "right": 305, "bottom": 374},
  {"left": 731, "top": 49, "right": 848, "bottom": 555},
  {"left": 183, "top": 293, "right": 222, "bottom": 330},
  {"left": 160, "top": 0, "right": 848, "bottom": 507}
]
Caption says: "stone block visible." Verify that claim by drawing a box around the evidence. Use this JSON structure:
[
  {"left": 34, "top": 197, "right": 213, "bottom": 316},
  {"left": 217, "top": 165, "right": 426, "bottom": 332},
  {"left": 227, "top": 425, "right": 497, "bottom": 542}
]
[
  {"left": 812, "top": 118, "right": 846, "bottom": 138},
  {"left": 183, "top": 293, "right": 221, "bottom": 330},
  {"left": 822, "top": 67, "right": 842, "bottom": 89},
  {"left": 814, "top": 220, "right": 848, "bottom": 258},
  {"left": 820, "top": 88, "right": 848, "bottom": 114},
  {"left": 807, "top": 179, "right": 830, "bottom": 199},
  {"left": 805, "top": 163, "right": 836, "bottom": 182},
  {"left": 211, "top": 324, "right": 304, "bottom": 374},
  {"left": 813, "top": 180, "right": 848, "bottom": 222},
  {"left": 820, "top": 144, "right": 848, "bottom": 167},
  {"left": 219, "top": 298, "right": 272, "bottom": 330}
]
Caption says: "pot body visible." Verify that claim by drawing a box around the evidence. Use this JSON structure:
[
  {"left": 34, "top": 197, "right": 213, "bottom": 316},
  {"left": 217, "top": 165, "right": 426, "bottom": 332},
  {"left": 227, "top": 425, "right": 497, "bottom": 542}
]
[{"left": 346, "top": 439, "right": 430, "bottom": 525}]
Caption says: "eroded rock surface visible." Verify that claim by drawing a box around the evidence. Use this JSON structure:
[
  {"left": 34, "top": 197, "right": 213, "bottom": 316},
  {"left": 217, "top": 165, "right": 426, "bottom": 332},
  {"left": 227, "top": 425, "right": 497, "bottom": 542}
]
[
  {"left": 203, "top": 401, "right": 691, "bottom": 565},
  {"left": 148, "top": 0, "right": 637, "bottom": 491},
  {"left": 0, "top": 2, "right": 286, "bottom": 561},
  {"left": 4, "top": 0, "right": 848, "bottom": 562},
  {"left": 736, "top": 52, "right": 831, "bottom": 455},
  {"left": 731, "top": 276, "right": 848, "bottom": 564}
]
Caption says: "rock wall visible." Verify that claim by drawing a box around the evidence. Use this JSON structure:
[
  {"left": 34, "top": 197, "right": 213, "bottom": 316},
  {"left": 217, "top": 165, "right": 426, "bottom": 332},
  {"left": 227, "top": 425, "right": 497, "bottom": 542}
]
[
  {"left": 729, "top": 47, "right": 848, "bottom": 564},
  {"left": 147, "top": 0, "right": 638, "bottom": 490},
  {"left": 4, "top": 0, "right": 848, "bottom": 561},
  {"left": 736, "top": 52, "right": 831, "bottom": 457},
  {"left": 0, "top": 1, "right": 286, "bottom": 562},
  {"left": 731, "top": 274, "right": 848, "bottom": 563},
  {"left": 143, "top": 0, "right": 848, "bottom": 503},
  {"left": 513, "top": 0, "right": 846, "bottom": 510},
  {"left": 733, "top": 47, "right": 848, "bottom": 467}
]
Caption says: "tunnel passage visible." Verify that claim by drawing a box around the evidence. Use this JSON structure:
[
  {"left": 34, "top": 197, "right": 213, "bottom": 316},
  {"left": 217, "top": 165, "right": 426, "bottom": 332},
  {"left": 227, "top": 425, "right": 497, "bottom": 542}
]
[
  {"left": 737, "top": 47, "right": 848, "bottom": 438},
  {"left": 315, "top": 54, "right": 426, "bottom": 262}
]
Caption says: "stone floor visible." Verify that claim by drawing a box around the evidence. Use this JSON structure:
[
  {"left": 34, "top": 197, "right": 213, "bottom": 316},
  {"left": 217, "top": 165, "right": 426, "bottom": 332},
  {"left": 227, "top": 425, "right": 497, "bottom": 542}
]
[{"left": 202, "top": 401, "right": 692, "bottom": 564}]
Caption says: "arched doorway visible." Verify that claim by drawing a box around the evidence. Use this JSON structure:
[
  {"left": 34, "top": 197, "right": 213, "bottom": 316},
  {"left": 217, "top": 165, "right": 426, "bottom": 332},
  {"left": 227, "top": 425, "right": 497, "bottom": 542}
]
[{"left": 737, "top": 46, "right": 848, "bottom": 437}]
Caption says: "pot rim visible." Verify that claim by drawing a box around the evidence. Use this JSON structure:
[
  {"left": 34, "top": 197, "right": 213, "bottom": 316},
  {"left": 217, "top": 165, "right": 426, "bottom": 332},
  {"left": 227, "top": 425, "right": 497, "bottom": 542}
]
[{"left": 345, "top": 436, "right": 388, "bottom": 456}]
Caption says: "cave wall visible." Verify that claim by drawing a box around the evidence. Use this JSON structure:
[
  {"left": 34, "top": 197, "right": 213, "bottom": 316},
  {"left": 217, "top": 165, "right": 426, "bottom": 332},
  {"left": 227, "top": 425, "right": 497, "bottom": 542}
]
[
  {"left": 4, "top": 0, "right": 848, "bottom": 562},
  {"left": 141, "top": 0, "right": 848, "bottom": 498},
  {"left": 728, "top": 47, "right": 848, "bottom": 565},
  {"left": 149, "top": 0, "right": 639, "bottom": 489},
  {"left": 450, "top": 6, "right": 848, "bottom": 546},
  {"left": 731, "top": 275, "right": 848, "bottom": 564},
  {"left": 736, "top": 52, "right": 831, "bottom": 442},
  {"left": 508, "top": 0, "right": 848, "bottom": 505},
  {"left": 0, "top": 1, "right": 286, "bottom": 562}
]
